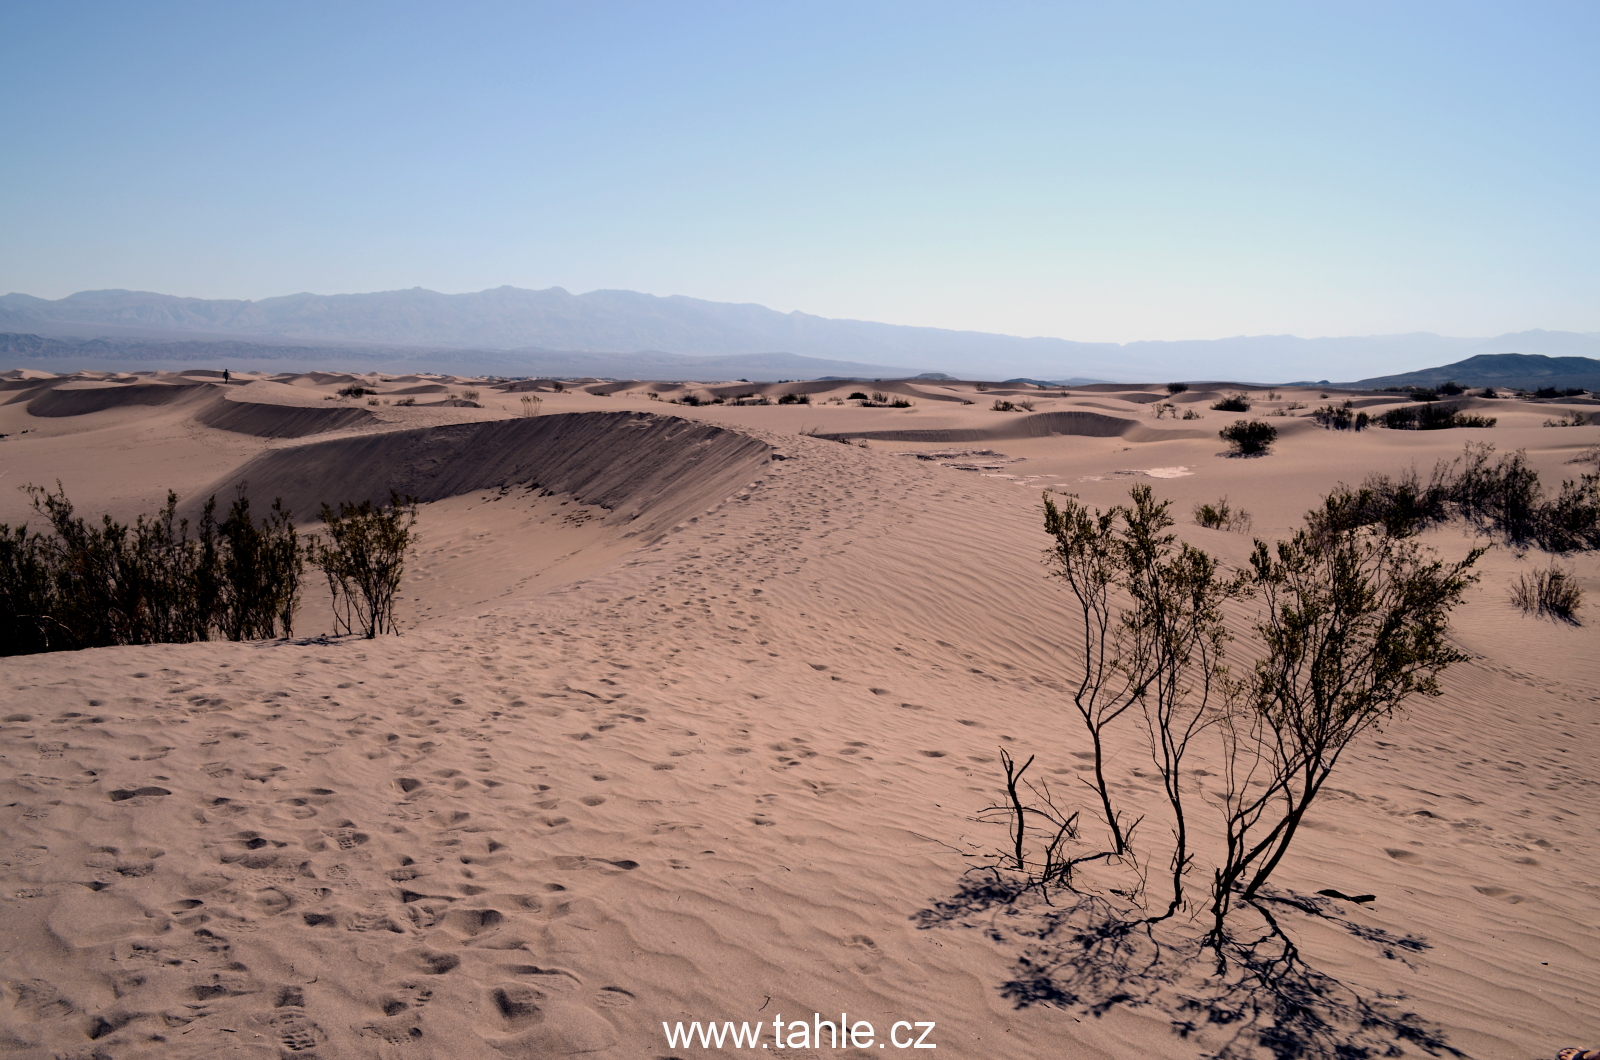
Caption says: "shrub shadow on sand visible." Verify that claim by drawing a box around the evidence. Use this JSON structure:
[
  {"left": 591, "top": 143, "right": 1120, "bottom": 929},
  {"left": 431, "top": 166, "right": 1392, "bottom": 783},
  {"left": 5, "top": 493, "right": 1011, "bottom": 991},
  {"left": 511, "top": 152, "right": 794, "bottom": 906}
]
[{"left": 914, "top": 870, "right": 1464, "bottom": 1060}]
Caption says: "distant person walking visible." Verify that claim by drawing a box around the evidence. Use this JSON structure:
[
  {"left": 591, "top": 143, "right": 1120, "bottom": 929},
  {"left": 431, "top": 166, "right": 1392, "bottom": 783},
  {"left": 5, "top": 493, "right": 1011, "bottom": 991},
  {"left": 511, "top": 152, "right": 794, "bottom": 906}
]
[{"left": 223, "top": 368, "right": 230, "bottom": 383}]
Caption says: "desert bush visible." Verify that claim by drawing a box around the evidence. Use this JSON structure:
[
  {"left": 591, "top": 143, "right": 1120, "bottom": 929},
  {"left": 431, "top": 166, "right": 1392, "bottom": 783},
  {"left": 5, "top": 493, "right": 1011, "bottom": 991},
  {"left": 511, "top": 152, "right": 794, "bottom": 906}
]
[
  {"left": 1212, "top": 393, "right": 1250, "bottom": 412},
  {"left": 1166, "top": 382, "right": 1189, "bottom": 395},
  {"left": 1151, "top": 402, "right": 1178, "bottom": 419},
  {"left": 337, "top": 385, "right": 375, "bottom": 398},
  {"left": 1569, "top": 444, "right": 1600, "bottom": 470},
  {"left": 1035, "top": 486, "right": 1242, "bottom": 916},
  {"left": 307, "top": 492, "right": 418, "bottom": 639},
  {"left": 890, "top": 397, "right": 913, "bottom": 408},
  {"left": 520, "top": 394, "right": 541, "bottom": 416},
  {"left": 989, "top": 483, "right": 1481, "bottom": 949},
  {"left": 551, "top": 381, "right": 564, "bottom": 392},
  {"left": 1373, "top": 403, "right": 1495, "bottom": 430},
  {"left": 1482, "top": 387, "right": 1499, "bottom": 398},
  {"left": 0, "top": 484, "right": 305, "bottom": 655},
  {"left": 218, "top": 492, "right": 302, "bottom": 641},
  {"left": 1219, "top": 420, "right": 1277, "bottom": 455},
  {"left": 1510, "top": 565, "right": 1582, "bottom": 622},
  {"left": 367, "top": 396, "right": 380, "bottom": 406},
  {"left": 1015, "top": 399, "right": 1035, "bottom": 411},
  {"left": 975, "top": 382, "right": 990, "bottom": 392},
  {"left": 777, "top": 392, "right": 810, "bottom": 405},
  {"left": 1306, "top": 442, "right": 1600, "bottom": 552},
  {"left": 1438, "top": 380, "right": 1464, "bottom": 395},
  {"left": 0, "top": 524, "right": 58, "bottom": 655},
  {"left": 1543, "top": 411, "right": 1589, "bottom": 427},
  {"left": 848, "top": 391, "right": 869, "bottom": 401},
  {"left": 1181, "top": 409, "right": 1201, "bottom": 420},
  {"left": 395, "top": 397, "right": 417, "bottom": 406},
  {"left": 872, "top": 391, "right": 889, "bottom": 404},
  {"left": 1309, "top": 404, "right": 1368, "bottom": 431},
  {"left": 462, "top": 389, "right": 480, "bottom": 401},
  {"left": 992, "top": 399, "right": 1017, "bottom": 412},
  {"left": 1210, "top": 528, "right": 1480, "bottom": 941},
  {"left": 1193, "top": 497, "right": 1252, "bottom": 532},
  {"left": 1407, "top": 388, "right": 1440, "bottom": 402},
  {"left": 1534, "top": 386, "right": 1586, "bottom": 399}
]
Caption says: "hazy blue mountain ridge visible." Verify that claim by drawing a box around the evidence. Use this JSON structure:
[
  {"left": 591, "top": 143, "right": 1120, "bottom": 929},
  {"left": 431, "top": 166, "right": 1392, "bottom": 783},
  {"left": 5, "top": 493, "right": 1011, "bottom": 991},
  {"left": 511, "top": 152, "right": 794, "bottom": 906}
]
[{"left": 3, "top": 287, "right": 1597, "bottom": 381}]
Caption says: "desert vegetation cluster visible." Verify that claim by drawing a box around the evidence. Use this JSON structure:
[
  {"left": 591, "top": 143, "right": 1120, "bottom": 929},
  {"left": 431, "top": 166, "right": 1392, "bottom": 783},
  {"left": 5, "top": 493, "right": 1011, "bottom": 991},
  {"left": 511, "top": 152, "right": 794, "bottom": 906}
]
[{"left": 0, "top": 486, "right": 417, "bottom": 655}]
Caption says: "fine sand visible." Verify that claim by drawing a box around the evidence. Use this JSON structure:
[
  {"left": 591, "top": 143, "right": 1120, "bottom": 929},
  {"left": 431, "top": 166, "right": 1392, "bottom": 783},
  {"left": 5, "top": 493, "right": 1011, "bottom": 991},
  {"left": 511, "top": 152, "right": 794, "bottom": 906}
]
[{"left": 1, "top": 369, "right": 1597, "bottom": 1059}]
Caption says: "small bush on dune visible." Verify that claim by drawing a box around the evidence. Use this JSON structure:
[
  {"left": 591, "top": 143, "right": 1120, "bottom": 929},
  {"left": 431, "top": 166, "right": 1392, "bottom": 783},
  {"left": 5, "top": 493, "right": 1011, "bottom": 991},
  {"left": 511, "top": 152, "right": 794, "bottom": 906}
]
[
  {"left": 1193, "top": 497, "right": 1252, "bottom": 532},
  {"left": 337, "top": 385, "right": 375, "bottom": 398},
  {"left": 777, "top": 392, "right": 810, "bottom": 405},
  {"left": 1510, "top": 565, "right": 1582, "bottom": 622},
  {"left": 1212, "top": 393, "right": 1251, "bottom": 412},
  {"left": 1438, "top": 380, "right": 1465, "bottom": 395},
  {"left": 992, "top": 399, "right": 1017, "bottom": 412},
  {"left": 1166, "top": 382, "right": 1189, "bottom": 395},
  {"left": 1374, "top": 403, "right": 1495, "bottom": 430},
  {"left": 308, "top": 493, "right": 419, "bottom": 639},
  {"left": 1310, "top": 403, "right": 1369, "bottom": 431},
  {"left": 395, "top": 396, "right": 417, "bottom": 406},
  {"left": 1219, "top": 419, "right": 1277, "bottom": 455},
  {"left": 1544, "top": 411, "right": 1589, "bottom": 427}
]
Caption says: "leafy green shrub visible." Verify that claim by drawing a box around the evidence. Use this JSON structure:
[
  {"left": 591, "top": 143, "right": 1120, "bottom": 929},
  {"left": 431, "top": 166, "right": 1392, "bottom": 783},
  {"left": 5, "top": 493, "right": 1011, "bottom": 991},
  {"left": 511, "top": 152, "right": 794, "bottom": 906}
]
[
  {"left": 1212, "top": 393, "right": 1250, "bottom": 412},
  {"left": 1219, "top": 419, "right": 1277, "bottom": 455},
  {"left": 308, "top": 493, "right": 418, "bottom": 639}
]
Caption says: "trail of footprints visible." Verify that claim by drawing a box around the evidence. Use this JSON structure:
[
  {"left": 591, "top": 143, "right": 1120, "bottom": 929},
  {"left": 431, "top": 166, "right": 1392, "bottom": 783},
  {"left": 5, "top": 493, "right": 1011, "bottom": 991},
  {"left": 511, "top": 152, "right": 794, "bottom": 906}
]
[{"left": 0, "top": 705, "right": 644, "bottom": 1060}]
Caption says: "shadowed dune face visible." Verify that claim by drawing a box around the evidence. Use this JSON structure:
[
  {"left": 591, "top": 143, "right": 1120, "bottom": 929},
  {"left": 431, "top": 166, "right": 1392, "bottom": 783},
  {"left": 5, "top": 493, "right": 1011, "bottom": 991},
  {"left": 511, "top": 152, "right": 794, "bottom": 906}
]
[
  {"left": 193, "top": 395, "right": 378, "bottom": 438},
  {"left": 186, "top": 410, "right": 772, "bottom": 541},
  {"left": 818, "top": 409, "right": 1212, "bottom": 444},
  {"left": 25, "top": 381, "right": 216, "bottom": 417}
]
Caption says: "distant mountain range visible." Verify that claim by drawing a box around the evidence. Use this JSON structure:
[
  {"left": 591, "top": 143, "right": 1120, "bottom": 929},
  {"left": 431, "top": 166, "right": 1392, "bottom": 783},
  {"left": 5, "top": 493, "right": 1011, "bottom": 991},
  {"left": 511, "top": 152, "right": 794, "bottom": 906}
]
[
  {"left": 3, "top": 286, "right": 1598, "bottom": 381},
  {"left": 0, "top": 332, "right": 918, "bottom": 382},
  {"left": 1350, "top": 353, "right": 1600, "bottom": 391}
]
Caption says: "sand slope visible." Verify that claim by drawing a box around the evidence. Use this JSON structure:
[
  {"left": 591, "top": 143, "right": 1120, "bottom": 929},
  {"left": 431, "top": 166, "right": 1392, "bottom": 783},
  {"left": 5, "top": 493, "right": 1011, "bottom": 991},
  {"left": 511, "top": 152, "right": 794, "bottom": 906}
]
[{"left": 1, "top": 374, "right": 1598, "bottom": 1059}]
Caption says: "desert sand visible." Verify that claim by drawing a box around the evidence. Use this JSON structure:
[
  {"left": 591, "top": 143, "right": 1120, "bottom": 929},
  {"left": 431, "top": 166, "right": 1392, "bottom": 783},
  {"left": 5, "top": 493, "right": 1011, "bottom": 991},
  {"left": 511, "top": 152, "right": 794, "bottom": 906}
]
[{"left": 1, "top": 368, "right": 1597, "bottom": 1059}]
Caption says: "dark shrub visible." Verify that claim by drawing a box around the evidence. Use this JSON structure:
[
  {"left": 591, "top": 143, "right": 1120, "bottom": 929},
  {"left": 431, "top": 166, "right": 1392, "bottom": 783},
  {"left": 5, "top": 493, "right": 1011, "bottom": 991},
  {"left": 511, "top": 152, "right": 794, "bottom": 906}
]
[
  {"left": 1219, "top": 420, "right": 1277, "bottom": 455},
  {"left": 1212, "top": 393, "right": 1251, "bottom": 412},
  {"left": 1438, "top": 381, "right": 1464, "bottom": 395},
  {"left": 1166, "top": 382, "right": 1189, "bottom": 395},
  {"left": 337, "top": 385, "right": 375, "bottom": 398},
  {"left": 308, "top": 493, "right": 418, "bottom": 639},
  {"left": 1374, "top": 403, "right": 1495, "bottom": 430},
  {"left": 1310, "top": 404, "right": 1369, "bottom": 431},
  {"left": 777, "top": 392, "right": 810, "bottom": 405}
]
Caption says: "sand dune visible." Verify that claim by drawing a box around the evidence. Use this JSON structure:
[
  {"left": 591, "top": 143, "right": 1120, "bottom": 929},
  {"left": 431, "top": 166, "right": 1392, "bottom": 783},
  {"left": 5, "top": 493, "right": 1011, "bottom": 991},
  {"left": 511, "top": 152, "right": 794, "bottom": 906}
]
[{"left": 1, "top": 371, "right": 1597, "bottom": 1059}]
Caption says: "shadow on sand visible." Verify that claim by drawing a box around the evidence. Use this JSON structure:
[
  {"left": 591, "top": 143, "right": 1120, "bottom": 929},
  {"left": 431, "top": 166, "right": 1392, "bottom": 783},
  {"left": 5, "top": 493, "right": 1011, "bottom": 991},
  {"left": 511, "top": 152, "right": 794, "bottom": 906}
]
[{"left": 914, "top": 871, "right": 1465, "bottom": 1060}]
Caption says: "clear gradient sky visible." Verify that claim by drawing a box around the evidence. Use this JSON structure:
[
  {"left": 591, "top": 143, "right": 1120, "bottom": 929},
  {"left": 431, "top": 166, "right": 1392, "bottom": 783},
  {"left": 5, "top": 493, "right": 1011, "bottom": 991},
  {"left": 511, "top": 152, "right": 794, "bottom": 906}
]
[{"left": 2, "top": 1, "right": 1595, "bottom": 344}]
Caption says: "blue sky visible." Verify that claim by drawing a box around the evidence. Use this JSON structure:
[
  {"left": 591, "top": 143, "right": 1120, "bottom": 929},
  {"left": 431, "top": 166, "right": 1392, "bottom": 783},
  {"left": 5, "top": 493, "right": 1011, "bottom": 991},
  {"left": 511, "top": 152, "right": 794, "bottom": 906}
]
[{"left": 2, "top": 1, "right": 1595, "bottom": 343}]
